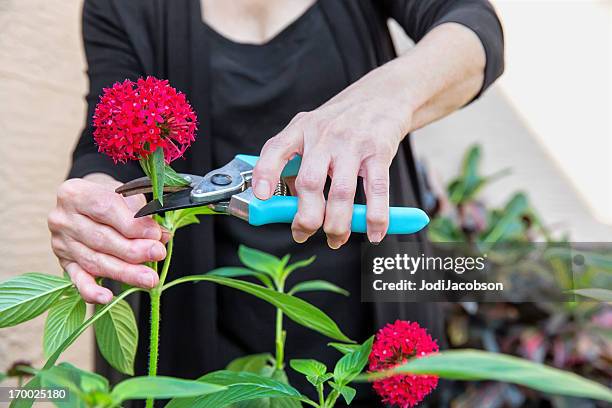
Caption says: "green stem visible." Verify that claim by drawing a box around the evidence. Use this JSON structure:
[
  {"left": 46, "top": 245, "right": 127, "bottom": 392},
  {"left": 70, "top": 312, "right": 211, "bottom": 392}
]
[
  {"left": 274, "top": 277, "right": 286, "bottom": 370},
  {"left": 325, "top": 390, "right": 340, "bottom": 408},
  {"left": 317, "top": 384, "right": 325, "bottom": 407},
  {"left": 145, "top": 288, "right": 161, "bottom": 408},
  {"left": 275, "top": 309, "right": 285, "bottom": 370},
  {"left": 145, "top": 237, "right": 174, "bottom": 408}
]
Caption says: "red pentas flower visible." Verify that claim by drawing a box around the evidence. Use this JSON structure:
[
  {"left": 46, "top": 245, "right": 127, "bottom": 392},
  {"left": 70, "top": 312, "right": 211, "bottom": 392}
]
[
  {"left": 93, "top": 76, "right": 197, "bottom": 163},
  {"left": 369, "top": 320, "right": 439, "bottom": 408}
]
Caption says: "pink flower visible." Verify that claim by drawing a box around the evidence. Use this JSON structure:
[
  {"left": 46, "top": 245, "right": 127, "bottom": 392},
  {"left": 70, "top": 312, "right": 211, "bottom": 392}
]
[
  {"left": 93, "top": 76, "right": 197, "bottom": 163},
  {"left": 369, "top": 320, "right": 439, "bottom": 408}
]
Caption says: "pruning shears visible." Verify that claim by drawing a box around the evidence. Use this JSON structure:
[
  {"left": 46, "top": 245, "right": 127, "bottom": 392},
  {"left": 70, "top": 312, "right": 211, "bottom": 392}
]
[{"left": 116, "top": 154, "right": 430, "bottom": 234}]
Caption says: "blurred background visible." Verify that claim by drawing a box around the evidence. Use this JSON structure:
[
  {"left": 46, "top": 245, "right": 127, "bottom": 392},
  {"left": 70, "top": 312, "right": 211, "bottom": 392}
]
[{"left": 0, "top": 0, "right": 610, "bottom": 403}]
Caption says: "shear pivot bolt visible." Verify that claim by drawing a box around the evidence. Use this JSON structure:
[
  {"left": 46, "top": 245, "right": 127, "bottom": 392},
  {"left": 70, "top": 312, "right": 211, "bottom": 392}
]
[{"left": 211, "top": 173, "right": 232, "bottom": 186}]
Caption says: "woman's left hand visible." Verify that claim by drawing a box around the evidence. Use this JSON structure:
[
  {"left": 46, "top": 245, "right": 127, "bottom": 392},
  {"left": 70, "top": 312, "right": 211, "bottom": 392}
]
[{"left": 252, "top": 70, "right": 414, "bottom": 249}]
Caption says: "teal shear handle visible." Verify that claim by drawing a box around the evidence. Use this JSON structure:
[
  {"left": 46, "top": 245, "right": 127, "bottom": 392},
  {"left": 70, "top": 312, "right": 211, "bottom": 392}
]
[
  {"left": 236, "top": 154, "right": 430, "bottom": 234},
  {"left": 248, "top": 196, "right": 429, "bottom": 234}
]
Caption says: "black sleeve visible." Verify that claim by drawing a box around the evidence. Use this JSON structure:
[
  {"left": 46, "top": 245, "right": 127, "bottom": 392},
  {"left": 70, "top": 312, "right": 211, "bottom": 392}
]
[
  {"left": 382, "top": 0, "right": 505, "bottom": 97},
  {"left": 68, "top": 0, "right": 144, "bottom": 182}
]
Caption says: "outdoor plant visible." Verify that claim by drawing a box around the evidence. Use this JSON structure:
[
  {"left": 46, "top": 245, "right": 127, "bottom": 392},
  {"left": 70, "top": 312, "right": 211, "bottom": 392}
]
[
  {"left": 427, "top": 144, "right": 612, "bottom": 406},
  {"left": 0, "top": 79, "right": 611, "bottom": 408}
]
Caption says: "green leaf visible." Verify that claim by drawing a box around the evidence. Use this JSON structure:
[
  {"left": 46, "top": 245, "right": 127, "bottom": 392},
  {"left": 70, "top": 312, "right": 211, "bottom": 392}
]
[
  {"left": 164, "top": 165, "right": 191, "bottom": 187},
  {"left": 164, "top": 276, "right": 352, "bottom": 342},
  {"left": 166, "top": 370, "right": 303, "bottom": 408},
  {"left": 94, "top": 299, "right": 138, "bottom": 375},
  {"left": 165, "top": 207, "right": 220, "bottom": 232},
  {"left": 111, "top": 376, "right": 225, "bottom": 403},
  {"left": 289, "top": 359, "right": 327, "bottom": 378},
  {"left": 290, "top": 359, "right": 329, "bottom": 388},
  {"left": 0, "top": 273, "right": 72, "bottom": 328},
  {"left": 43, "top": 289, "right": 86, "bottom": 358},
  {"left": 333, "top": 336, "right": 374, "bottom": 386},
  {"left": 427, "top": 216, "right": 463, "bottom": 243},
  {"left": 288, "top": 280, "right": 348, "bottom": 297},
  {"left": 571, "top": 288, "right": 612, "bottom": 303},
  {"left": 38, "top": 363, "right": 109, "bottom": 408},
  {"left": 146, "top": 147, "right": 166, "bottom": 205},
  {"left": 227, "top": 353, "right": 274, "bottom": 373},
  {"left": 481, "top": 192, "right": 529, "bottom": 246},
  {"left": 373, "top": 350, "right": 612, "bottom": 403},
  {"left": 140, "top": 159, "right": 190, "bottom": 187},
  {"left": 328, "top": 343, "right": 360, "bottom": 355},
  {"left": 282, "top": 256, "right": 316, "bottom": 278},
  {"left": 239, "top": 245, "right": 282, "bottom": 279},
  {"left": 330, "top": 382, "right": 356, "bottom": 405},
  {"left": 43, "top": 288, "right": 141, "bottom": 370},
  {"left": 9, "top": 374, "right": 42, "bottom": 408},
  {"left": 208, "top": 267, "right": 274, "bottom": 289}
]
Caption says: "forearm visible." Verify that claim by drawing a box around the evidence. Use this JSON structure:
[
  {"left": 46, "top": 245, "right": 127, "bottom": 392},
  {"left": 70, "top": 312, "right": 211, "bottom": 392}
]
[{"left": 346, "top": 22, "right": 487, "bottom": 135}]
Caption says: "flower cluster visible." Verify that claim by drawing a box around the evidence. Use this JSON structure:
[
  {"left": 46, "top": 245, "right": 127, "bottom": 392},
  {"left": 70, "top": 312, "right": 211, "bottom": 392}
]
[
  {"left": 93, "top": 76, "right": 197, "bottom": 163},
  {"left": 369, "top": 320, "right": 439, "bottom": 408}
]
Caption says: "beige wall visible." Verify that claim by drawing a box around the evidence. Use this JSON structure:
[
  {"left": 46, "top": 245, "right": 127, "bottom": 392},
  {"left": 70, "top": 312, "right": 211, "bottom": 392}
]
[{"left": 0, "top": 0, "right": 92, "bottom": 377}]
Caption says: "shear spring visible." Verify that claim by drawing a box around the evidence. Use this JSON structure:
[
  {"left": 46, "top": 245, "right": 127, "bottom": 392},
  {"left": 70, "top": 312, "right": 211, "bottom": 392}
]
[{"left": 274, "top": 181, "right": 289, "bottom": 196}]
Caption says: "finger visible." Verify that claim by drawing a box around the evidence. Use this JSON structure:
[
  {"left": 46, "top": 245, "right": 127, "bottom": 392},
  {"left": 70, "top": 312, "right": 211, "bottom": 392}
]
[
  {"left": 63, "top": 261, "right": 112, "bottom": 304},
  {"left": 363, "top": 159, "right": 390, "bottom": 244},
  {"left": 67, "top": 214, "right": 166, "bottom": 264},
  {"left": 123, "top": 193, "right": 147, "bottom": 213},
  {"left": 323, "top": 158, "right": 360, "bottom": 249},
  {"left": 292, "top": 149, "right": 330, "bottom": 243},
  {"left": 66, "top": 239, "right": 159, "bottom": 289},
  {"left": 253, "top": 126, "right": 302, "bottom": 200},
  {"left": 71, "top": 190, "right": 162, "bottom": 240}
]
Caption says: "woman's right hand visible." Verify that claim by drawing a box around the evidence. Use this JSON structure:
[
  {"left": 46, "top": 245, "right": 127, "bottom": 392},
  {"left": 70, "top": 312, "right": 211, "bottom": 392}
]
[{"left": 48, "top": 174, "right": 168, "bottom": 304}]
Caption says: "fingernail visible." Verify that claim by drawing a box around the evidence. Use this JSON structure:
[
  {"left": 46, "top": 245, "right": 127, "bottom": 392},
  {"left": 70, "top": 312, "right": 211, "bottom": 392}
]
[
  {"left": 96, "top": 291, "right": 112, "bottom": 304},
  {"left": 254, "top": 180, "right": 271, "bottom": 199},
  {"left": 144, "top": 227, "right": 160, "bottom": 240},
  {"left": 160, "top": 227, "right": 172, "bottom": 244},
  {"left": 139, "top": 273, "right": 156, "bottom": 288},
  {"left": 369, "top": 232, "right": 384, "bottom": 245},
  {"left": 327, "top": 239, "right": 341, "bottom": 250},
  {"left": 293, "top": 230, "right": 310, "bottom": 244},
  {"left": 149, "top": 244, "right": 166, "bottom": 260}
]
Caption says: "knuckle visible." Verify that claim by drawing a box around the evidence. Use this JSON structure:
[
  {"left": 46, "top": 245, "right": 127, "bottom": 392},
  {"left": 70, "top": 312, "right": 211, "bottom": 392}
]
[
  {"left": 367, "top": 211, "right": 388, "bottom": 227},
  {"left": 47, "top": 209, "right": 65, "bottom": 230},
  {"left": 90, "top": 197, "right": 113, "bottom": 219},
  {"left": 368, "top": 177, "right": 389, "bottom": 197},
  {"left": 323, "top": 222, "right": 349, "bottom": 237},
  {"left": 294, "top": 214, "right": 321, "bottom": 233},
  {"left": 296, "top": 171, "right": 323, "bottom": 192},
  {"left": 291, "top": 111, "right": 311, "bottom": 124},
  {"left": 81, "top": 251, "right": 101, "bottom": 276},
  {"left": 330, "top": 178, "right": 355, "bottom": 201},
  {"left": 57, "top": 179, "right": 82, "bottom": 202},
  {"left": 263, "top": 135, "right": 290, "bottom": 153},
  {"left": 90, "top": 228, "right": 108, "bottom": 249},
  {"left": 126, "top": 242, "right": 145, "bottom": 262}
]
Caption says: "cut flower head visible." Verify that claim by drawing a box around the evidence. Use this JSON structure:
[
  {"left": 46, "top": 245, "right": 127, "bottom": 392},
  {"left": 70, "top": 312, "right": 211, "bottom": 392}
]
[
  {"left": 369, "top": 320, "right": 439, "bottom": 408},
  {"left": 93, "top": 76, "right": 197, "bottom": 163}
]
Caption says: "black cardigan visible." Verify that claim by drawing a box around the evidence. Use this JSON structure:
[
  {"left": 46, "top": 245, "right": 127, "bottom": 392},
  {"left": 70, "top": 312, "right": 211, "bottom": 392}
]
[{"left": 71, "top": 0, "right": 504, "bottom": 390}]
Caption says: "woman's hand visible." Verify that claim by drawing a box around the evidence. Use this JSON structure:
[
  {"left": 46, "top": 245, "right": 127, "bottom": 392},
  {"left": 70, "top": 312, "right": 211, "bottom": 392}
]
[
  {"left": 252, "top": 70, "right": 414, "bottom": 249},
  {"left": 252, "top": 23, "right": 487, "bottom": 249},
  {"left": 48, "top": 174, "right": 169, "bottom": 304}
]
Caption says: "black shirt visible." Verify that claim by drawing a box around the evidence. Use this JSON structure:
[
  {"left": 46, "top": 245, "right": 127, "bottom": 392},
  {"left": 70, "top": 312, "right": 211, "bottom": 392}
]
[{"left": 207, "top": 3, "right": 374, "bottom": 398}]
